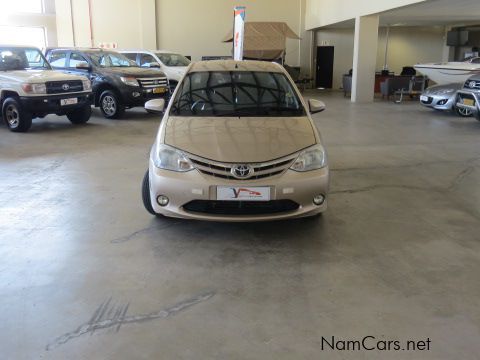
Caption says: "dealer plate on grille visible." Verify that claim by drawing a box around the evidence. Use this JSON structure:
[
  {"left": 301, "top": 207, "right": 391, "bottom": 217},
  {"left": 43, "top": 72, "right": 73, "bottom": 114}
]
[
  {"left": 153, "top": 87, "right": 167, "bottom": 94},
  {"left": 462, "top": 98, "right": 475, "bottom": 106},
  {"left": 60, "top": 98, "right": 78, "bottom": 106},
  {"left": 420, "top": 95, "right": 429, "bottom": 102},
  {"left": 217, "top": 186, "right": 270, "bottom": 201}
]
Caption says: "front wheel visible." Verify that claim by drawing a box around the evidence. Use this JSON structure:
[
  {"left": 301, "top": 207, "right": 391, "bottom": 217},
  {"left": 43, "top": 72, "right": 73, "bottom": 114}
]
[
  {"left": 142, "top": 170, "right": 158, "bottom": 216},
  {"left": 99, "top": 90, "right": 125, "bottom": 119},
  {"left": 2, "top": 97, "right": 32, "bottom": 132},
  {"left": 455, "top": 106, "right": 473, "bottom": 117},
  {"left": 67, "top": 105, "right": 92, "bottom": 124}
]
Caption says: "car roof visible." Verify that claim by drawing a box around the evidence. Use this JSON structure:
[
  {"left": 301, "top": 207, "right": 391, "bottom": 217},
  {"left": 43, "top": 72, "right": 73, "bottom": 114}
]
[
  {"left": 189, "top": 60, "right": 284, "bottom": 73},
  {"left": 0, "top": 45, "right": 41, "bottom": 49},
  {"left": 119, "top": 49, "right": 180, "bottom": 54}
]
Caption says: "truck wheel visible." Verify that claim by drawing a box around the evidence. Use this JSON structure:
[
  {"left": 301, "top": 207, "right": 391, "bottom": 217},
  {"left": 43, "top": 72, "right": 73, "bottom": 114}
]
[
  {"left": 100, "top": 90, "right": 125, "bottom": 119},
  {"left": 142, "top": 170, "right": 158, "bottom": 216},
  {"left": 455, "top": 106, "right": 472, "bottom": 117},
  {"left": 2, "top": 97, "right": 32, "bottom": 132},
  {"left": 67, "top": 105, "right": 92, "bottom": 124}
]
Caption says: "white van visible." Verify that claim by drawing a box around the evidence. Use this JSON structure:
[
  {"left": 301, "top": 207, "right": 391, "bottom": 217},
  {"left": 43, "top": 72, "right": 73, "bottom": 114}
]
[{"left": 120, "top": 50, "right": 190, "bottom": 92}]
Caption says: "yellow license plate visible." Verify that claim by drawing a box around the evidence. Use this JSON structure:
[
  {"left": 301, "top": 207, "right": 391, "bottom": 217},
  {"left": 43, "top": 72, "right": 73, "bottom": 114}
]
[
  {"left": 463, "top": 98, "right": 475, "bottom": 106},
  {"left": 153, "top": 87, "right": 167, "bottom": 94}
]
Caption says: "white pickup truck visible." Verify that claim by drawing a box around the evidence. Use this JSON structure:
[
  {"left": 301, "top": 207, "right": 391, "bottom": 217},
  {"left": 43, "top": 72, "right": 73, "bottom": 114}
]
[{"left": 0, "top": 45, "right": 92, "bottom": 132}]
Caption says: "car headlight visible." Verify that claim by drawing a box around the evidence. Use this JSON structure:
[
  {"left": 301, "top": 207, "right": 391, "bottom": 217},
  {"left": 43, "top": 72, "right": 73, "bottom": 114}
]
[
  {"left": 21, "top": 83, "right": 46, "bottom": 94},
  {"left": 120, "top": 76, "right": 139, "bottom": 87},
  {"left": 82, "top": 79, "right": 92, "bottom": 91},
  {"left": 290, "top": 145, "right": 327, "bottom": 172},
  {"left": 153, "top": 144, "right": 194, "bottom": 172}
]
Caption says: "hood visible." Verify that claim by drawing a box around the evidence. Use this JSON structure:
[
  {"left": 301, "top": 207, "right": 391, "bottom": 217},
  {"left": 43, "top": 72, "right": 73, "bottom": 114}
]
[
  {"left": 164, "top": 116, "right": 317, "bottom": 163},
  {"left": 101, "top": 67, "right": 166, "bottom": 78},
  {"left": 0, "top": 69, "right": 87, "bottom": 83}
]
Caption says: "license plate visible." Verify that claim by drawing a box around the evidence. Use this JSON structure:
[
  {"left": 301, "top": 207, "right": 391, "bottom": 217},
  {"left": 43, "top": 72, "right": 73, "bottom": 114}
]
[
  {"left": 463, "top": 98, "right": 475, "bottom": 106},
  {"left": 420, "top": 95, "right": 429, "bottom": 102},
  {"left": 60, "top": 98, "right": 78, "bottom": 106},
  {"left": 217, "top": 186, "right": 270, "bottom": 201},
  {"left": 153, "top": 87, "right": 166, "bottom": 94}
]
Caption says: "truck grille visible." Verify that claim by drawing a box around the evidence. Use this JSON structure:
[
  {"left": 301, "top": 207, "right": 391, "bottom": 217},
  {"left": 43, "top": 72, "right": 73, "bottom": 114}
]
[
  {"left": 187, "top": 153, "right": 298, "bottom": 181},
  {"left": 46, "top": 80, "right": 83, "bottom": 94},
  {"left": 464, "top": 79, "right": 480, "bottom": 90},
  {"left": 183, "top": 200, "right": 299, "bottom": 215},
  {"left": 137, "top": 77, "right": 168, "bottom": 88}
]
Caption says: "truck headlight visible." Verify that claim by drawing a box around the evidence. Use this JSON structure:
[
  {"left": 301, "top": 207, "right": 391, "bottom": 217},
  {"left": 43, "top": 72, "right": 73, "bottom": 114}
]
[
  {"left": 21, "top": 83, "right": 46, "bottom": 94},
  {"left": 82, "top": 79, "right": 92, "bottom": 91},
  {"left": 290, "top": 145, "right": 327, "bottom": 172},
  {"left": 153, "top": 144, "right": 194, "bottom": 172},
  {"left": 120, "top": 76, "right": 139, "bottom": 87}
]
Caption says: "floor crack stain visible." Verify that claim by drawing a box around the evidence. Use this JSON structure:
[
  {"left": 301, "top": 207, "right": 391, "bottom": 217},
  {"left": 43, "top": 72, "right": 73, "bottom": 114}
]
[
  {"left": 111, "top": 221, "right": 182, "bottom": 244},
  {"left": 46, "top": 291, "right": 215, "bottom": 351}
]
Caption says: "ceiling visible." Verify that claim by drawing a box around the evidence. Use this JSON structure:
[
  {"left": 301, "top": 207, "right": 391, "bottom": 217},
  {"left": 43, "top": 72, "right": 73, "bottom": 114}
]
[{"left": 323, "top": 0, "right": 480, "bottom": 29}]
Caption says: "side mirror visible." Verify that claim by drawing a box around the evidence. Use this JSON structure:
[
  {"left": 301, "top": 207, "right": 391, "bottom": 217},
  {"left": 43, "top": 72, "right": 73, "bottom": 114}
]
[
  {"left": 308, "top": 99, "right": 326, "bottom": 114},
  {"left": 76, "top": 62, "right": 90, "bottom": 70},
  {"left": 145, "top": 99, "right": 165, "bottom": 114}
]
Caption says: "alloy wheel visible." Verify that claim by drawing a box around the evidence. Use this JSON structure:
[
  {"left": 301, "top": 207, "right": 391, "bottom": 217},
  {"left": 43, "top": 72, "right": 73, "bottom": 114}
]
[
  {"left": 102, "top": 95, "right": 117, "bottom": 116},
  {"left": 5, "top": 104, "right": 19, "bottom": 128}
]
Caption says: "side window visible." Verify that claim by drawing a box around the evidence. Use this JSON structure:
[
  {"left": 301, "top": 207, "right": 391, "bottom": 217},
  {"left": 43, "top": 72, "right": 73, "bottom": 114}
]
[
  {"left": 48, "top": 51, "right": 67, "bottom": 68},
  {"left": 140, "top": 53, "right": 156, "bottom": 67},
  {"left": 69, "top": 52, "right": 88, "bottom": 67},
  {"left": 123, "top": 53, "right": 138, "bottom": 63}
]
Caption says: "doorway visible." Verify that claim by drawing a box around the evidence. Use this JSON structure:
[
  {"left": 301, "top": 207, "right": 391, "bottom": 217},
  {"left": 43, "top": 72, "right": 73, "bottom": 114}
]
[{"left": 315, "top": 46, "right": 334, "bottom": 89}]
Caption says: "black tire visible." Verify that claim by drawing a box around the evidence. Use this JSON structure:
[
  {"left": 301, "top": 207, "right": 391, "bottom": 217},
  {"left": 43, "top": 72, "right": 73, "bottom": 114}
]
[
  {"left": 142, "top": 170, "right": 157, "bottom": 215},
  {"left": 99, "top": 90, "right": 125, "bottom": 119},
  {"left": 476, "top": 112, "right": 480, "bottom": 122},
  {"left": 2, "top": 97, "right": 32, "bottom": 132},
  {"left": 67, "top": 104, "right": 92, "bottom": 124},
  {"left": 455, "top": 106, "right": 473, "bottom": 117}
]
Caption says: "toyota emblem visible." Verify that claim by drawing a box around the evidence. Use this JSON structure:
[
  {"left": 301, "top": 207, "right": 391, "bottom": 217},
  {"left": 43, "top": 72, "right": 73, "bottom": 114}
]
[
  {"left": 469, "top": 81, "right": 477, "bottom": 89},
  {"left": 62, "top": 83, "right": 70, "bottom": 91},
  {"left": 231, "top": 164, "right": 253, "bottom": 179}
]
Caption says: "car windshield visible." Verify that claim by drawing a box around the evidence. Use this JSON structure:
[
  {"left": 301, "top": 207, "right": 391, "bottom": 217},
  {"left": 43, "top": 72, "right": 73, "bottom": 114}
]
[
  {"left": 156, "top": 53, "right": 190, "bottom": 67},
  {"left": 88, "top": 51, "right": 137, "bottom": 67},
  {"left": 170, "top": 71, "right": 305, "bottom": 117},
  {"left": 0, "top": 47, "right": 50, "bottom": 71}
]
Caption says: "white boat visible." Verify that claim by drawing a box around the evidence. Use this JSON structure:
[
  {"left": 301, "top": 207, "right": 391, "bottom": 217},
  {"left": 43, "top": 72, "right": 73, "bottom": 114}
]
[{"left": 414, "top": 57, "right": 480, "bottom": 85}]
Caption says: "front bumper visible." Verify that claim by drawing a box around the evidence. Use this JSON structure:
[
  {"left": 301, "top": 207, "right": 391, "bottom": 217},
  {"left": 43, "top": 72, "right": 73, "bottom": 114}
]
[
  {"left": 120, "top": 86, "right": 169, "bottom": 107},
  {"left": 420, "top": 93, "right": 455, "bottom": 111},
  {"left": 20, "top": 92, "right": 92, "bottom": 116},
  {"left": 148, "top": 161, "right": 330, "bottom": 222},
  {"left": 455, "top": 90, "right": 480, "bottom": 115}
]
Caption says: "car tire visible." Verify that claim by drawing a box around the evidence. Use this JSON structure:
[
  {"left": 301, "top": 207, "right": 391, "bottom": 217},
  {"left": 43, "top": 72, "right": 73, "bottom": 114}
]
[
  {"left": 455, "top": 106, "right": 473, "bottom": 117},
  {"left": 67, "top": 104, "right": 92, "bottom": 124},
  {"left": 99, "top": 90, "right": 125, "bottom": 119},
  {"left": 142, "top": 170, "right": 158, "bottom": 216},
  {"left": 2, "top": 97, "right": 32, "bottom": 132}
]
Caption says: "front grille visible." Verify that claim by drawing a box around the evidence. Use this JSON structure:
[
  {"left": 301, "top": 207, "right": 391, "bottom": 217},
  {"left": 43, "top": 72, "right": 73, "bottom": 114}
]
[
  {"left": 463, "top": 79, "right": 480, "bottom": 90},
  {"left": 183, "top": 200, "right": 299, "bottom": 215},
  {"left": 137, "top": 77, "right": 168, "bottom": 88},
  {"left": 421, "top": 96, "right": 433, "bottom": 104},
  {"left": 46, "top": 80, "right": 83, "bottom": 94},
  {"left": 187, "top": 153, "right": 297, "bottom": 181}
]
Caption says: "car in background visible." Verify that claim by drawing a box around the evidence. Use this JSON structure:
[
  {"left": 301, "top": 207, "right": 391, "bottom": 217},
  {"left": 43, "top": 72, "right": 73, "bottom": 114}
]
[
  {"left": 456, "top": 74, "right": 480, "bottom": 121},
  {"left": 0, "top": 45, "right": 92, "bottom": 132},
  {"left": 141, "top": 60, "right": 329, "bottom": 221},
  {"left": 420, "top": 83, "right": 472, "bottom": 117},
  {"left": 120, "top": 50, "right": 190, "bottom": 92},
  {"left": 45, "top": 48, "right": 169, "bottom": 119}
]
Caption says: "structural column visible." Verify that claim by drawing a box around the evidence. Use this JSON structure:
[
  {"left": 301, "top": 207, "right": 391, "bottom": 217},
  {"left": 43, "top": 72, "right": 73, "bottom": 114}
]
[{"left": 351, "top": 15, "right": 379, "bottom": 103}]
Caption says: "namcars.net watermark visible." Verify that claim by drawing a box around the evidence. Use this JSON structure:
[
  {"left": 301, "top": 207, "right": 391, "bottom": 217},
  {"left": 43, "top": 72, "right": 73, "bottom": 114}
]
[{"left": 321, "top": 336, "right": 431, "bottom": 352}]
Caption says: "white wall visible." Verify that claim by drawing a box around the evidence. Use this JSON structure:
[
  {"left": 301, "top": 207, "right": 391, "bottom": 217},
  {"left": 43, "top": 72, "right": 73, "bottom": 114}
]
[
  {"left": 156, "top": 0, "right": 304, "bottom": 65},
  {"left": 315, "top": 26, "right": 445, "bottom": 89},
  {"left": 306, "top": 0, "right": 426, "bottom": 29}
]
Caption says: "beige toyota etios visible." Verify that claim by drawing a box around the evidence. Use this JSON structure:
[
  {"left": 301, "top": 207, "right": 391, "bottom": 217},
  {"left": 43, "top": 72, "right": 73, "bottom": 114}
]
[{"left": 142, "top": 60, "right": 329, "bottom": 221}]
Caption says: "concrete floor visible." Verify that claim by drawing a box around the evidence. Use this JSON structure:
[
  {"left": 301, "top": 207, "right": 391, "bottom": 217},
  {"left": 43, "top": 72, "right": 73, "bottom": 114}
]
[{"left": 1, "top": 91, "right": 479, "bottom": 359}]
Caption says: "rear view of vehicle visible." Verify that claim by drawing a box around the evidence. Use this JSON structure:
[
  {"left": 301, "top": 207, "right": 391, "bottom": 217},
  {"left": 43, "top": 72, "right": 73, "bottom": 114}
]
[
  {"left": 142, "top": 60, "right": 329, "bottom": 221},
  {"left": 0, "top": 46, "right": 92, "bottom": 132}
]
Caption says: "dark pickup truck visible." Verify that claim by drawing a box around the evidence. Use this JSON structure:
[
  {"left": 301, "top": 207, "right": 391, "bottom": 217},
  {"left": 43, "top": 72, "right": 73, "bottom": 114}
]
[{"left": 45, "top": 48, "right": 169, "bottom": 119}]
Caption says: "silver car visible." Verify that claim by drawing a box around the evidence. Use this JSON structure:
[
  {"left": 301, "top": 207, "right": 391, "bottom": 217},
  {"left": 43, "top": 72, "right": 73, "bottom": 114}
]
[
  {"left": 456, "top": 75, "right": 480, "bottom": 121},
  {"left": 420, "top": 83, "right": 472, "bottom": 117}
]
